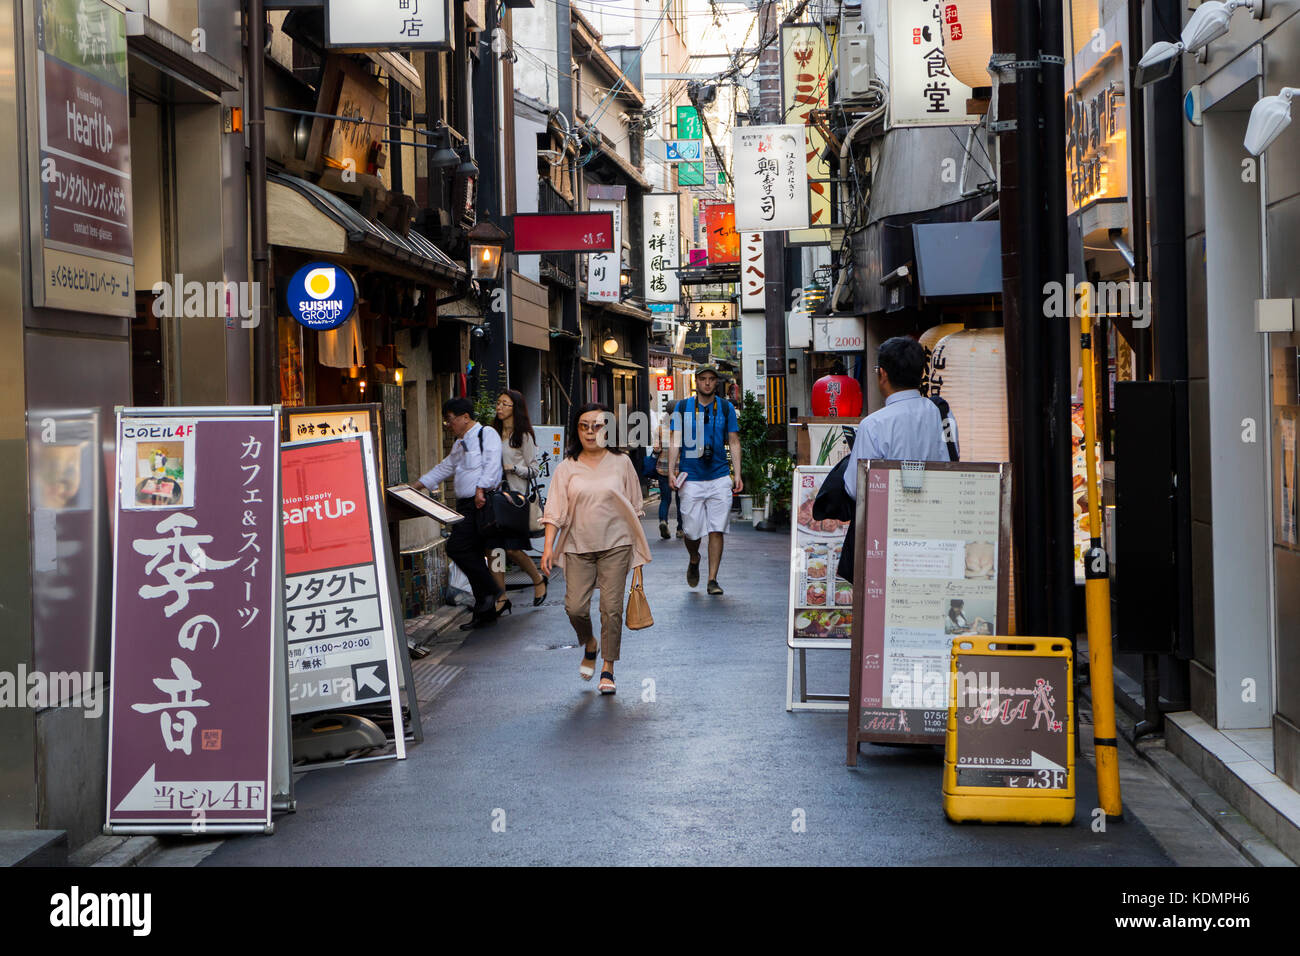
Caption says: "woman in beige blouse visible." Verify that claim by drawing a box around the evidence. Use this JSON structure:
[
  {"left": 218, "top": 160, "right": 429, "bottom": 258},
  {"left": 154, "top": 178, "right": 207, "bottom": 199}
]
[
  {"left": 541, "top": 403, "right": 651, "bottom": 695},
  {"left": 487, "top": 390, "right": 548, "bottom": 610}
]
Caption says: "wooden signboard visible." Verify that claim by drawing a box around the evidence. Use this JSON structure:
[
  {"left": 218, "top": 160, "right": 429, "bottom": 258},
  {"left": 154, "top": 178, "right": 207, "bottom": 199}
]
[{"left": 848, "top": 460, "right": 1011, "bottom": 763}]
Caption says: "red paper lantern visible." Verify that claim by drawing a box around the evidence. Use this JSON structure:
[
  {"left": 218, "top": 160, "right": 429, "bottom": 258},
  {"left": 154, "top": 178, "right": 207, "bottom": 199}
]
[{"left": 811, "top": 374, "right": 863, "bottom": 418}]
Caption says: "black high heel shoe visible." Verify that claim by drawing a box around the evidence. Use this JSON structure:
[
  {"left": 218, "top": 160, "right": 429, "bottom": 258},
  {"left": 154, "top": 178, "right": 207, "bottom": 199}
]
[
  {"left": 496, "top": 598, "right": 513, "bottom": 616},
  {"left": 532, "top": 575, "right": 549, "bottom": 607}
]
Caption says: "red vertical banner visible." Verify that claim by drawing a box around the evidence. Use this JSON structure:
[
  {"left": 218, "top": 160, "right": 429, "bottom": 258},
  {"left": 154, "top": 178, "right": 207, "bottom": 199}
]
[
  {"left": 704, "top": 203, "right": 740, "bottom": 264},
  {"left": 106, "top": 411, "right": 280, "bottom": 831}
]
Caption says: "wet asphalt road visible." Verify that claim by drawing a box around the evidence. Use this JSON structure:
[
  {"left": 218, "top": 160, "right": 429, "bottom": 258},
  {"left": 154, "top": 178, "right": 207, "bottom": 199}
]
[{"left": 199, "top": 518, "right": 1180, "bottom": 866}]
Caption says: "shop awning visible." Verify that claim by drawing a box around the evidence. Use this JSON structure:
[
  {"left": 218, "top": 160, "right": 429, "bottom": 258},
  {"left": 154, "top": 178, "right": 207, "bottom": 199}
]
[
  {"left": 267, "top": 172, "right": 466, "bottom": 284},
  {"left": 910, "top": 222, "right": 1002, "bottom": 299},
  {"left": 602, "top": 356, "right": 644, "bottom": 370}
]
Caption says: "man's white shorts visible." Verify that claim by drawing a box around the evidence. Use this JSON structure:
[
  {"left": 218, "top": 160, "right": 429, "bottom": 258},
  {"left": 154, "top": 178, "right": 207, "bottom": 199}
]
[{"left": 678, "top": 475, "right": 733, "bottom": 539}]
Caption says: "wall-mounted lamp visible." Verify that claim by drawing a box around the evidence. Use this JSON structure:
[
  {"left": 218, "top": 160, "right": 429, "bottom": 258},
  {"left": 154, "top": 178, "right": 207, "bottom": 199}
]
[
  {"left": 454, "top": 146, "right": 480, "bottom": 179},
  {"left": 602, "top": 331, "right": 620, "bottom": 355},
  {"left": 1136, "top": 0, "right": 1263, "bottom": 87},
  {"left": 1245, "top": 87, "right": 1297, "bottom": 155},
  {"left": 467, "top": 221, "right": 508, "bottom": 282},
  {"left": 428, "top": 127, "right": 460, "bottom": 169}
]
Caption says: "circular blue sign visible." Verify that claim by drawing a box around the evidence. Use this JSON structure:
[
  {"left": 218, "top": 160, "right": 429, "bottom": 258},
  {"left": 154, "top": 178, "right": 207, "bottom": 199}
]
[{"left": 286, "top": 261, "right": 357, "bottom": 330}]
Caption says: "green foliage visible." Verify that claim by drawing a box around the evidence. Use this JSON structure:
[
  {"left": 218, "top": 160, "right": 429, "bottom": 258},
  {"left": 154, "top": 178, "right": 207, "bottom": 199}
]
[
  {"left": 764, "top": 454, "right": 795, "bottom": 522},
  {"left": 737, "top": 390, "right": 771, "bottom": 502},
  {"left": 474, "top": 367, "right": 506, "bottom": 426}
]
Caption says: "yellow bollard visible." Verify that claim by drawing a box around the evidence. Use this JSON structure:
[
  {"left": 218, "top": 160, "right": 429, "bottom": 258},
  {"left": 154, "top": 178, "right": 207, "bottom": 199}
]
[{"left": 1077, "top": 283, "right": 1122, "bottom": 818}]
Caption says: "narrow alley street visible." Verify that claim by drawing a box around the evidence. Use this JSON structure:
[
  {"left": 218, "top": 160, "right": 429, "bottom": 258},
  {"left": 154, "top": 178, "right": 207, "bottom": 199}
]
[{"left": 163, "top": 519, "right": 1240, "bottom": 867}]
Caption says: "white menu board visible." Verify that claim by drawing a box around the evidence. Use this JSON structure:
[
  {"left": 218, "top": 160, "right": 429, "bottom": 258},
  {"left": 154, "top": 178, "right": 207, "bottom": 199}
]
[{"left": 788, "top": 466, "right": 854, "bottom": 648}]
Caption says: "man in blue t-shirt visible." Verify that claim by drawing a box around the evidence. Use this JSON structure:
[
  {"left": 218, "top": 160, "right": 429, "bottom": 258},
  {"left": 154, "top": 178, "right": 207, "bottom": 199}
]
[{"left": 666, "top": 366, "right": 743, "bottom": 595}]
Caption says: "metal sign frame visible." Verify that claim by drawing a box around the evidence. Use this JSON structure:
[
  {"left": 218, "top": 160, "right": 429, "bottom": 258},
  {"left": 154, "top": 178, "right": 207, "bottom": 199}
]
[
  {"left": 847, "top": 459, "right": 1011, "bottom": 763},
  {"left": 106, "top": 406, "right": 289, "bottom": 836},
  {"left": 325, "top": 0, "right": 452, "bottom": 49}
]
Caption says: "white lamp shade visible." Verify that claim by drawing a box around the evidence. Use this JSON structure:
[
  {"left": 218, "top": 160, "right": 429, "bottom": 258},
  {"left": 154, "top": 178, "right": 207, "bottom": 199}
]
[
  {"left": 1245, "top": 90, "right": 1296, "bottom": 156},
  {"left": 1181, "top": 2, "right": 1232, "bottom": 53},
  {"left": 942, "top": 0, "right": 994, "bottom": 90}
]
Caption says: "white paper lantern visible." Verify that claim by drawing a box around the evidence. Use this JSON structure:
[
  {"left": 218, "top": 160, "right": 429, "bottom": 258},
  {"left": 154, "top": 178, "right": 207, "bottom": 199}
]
[
  {"left": 928, "top": 328, "right": 1009, "bottom": 463},
  {"left": 942, "top": 0, "right": 994, "bottom": 91},
  {"left": 919, "top": 322, "right": 964, "bottom": 396}
]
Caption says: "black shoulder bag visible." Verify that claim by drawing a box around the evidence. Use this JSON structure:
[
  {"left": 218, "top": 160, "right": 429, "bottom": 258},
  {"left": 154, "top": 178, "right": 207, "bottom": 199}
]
[{"left": 476, "top": 429, "right": 530, "bottom": 537}]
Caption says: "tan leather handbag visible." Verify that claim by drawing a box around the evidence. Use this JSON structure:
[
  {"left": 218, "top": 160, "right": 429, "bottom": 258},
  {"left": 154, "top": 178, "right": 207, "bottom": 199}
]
[{"left": 625, "top": 567, "right": 653, "bottom": 630}]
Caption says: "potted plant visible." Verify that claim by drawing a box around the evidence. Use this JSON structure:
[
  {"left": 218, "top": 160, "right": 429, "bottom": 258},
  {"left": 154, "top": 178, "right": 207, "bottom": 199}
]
[
  {"left": 737, "top": 390, "right": 770, "bottom": 520},
  {"left": 762, "top": 453, "right": 795, "bottom": 529}
]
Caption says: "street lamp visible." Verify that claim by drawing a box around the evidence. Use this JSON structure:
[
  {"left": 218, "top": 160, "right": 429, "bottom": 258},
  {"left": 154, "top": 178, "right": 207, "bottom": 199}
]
[
  {"left": 1245, "top": 87, "right": 1298, "bottom": 155},
  {"left": 467, "top": 221, "right": 508, "bottom": 282},
  {"left": 1136, "top": 0, "right": 1263, "bottom": 88}
]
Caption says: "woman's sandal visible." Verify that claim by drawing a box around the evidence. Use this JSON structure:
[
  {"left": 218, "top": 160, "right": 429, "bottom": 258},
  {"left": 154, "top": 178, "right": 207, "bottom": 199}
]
[
  {"left": 599, "top": 671, "right": 616, "bottom": 695},
  {"left": 579, "top": 643, "right": 599, "bottom": 680},
  {"left": 533, "top": 575, "right": 549, "bottom": 607}
]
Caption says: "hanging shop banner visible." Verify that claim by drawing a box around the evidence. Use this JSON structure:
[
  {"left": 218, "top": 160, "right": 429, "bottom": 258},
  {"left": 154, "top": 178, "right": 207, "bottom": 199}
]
[
  {"left": 782, "top": 24, "right": 833, "bottom": 246},
  {"left": 280, "top": 435, "right": 405, "bottom": 744},
  {"left": 676, "top": 106, "right": 705, "bottom": 185},
  {"left": 847, "top": 461, "right": 1011, "bottom": 761},
  {"left": 813, "top": 316, "right": 866, "bottom": 353},
  {"left": 688, "top": 300, "right": 736, "bottom": 323},
  {"left": 789, "top": 466, "right": 854, "bottom": 646},
  {"left": 885, "top": 0, "right": 979, "bottom": 129},
  {"left": 643, "top": 194, "right": 681, "bottom": 303},
  {"left": 326, "top": 0, "right": 450, "bottom": 48},
  {"left": 514, "top": 212, "right": 616, "bottom": 254},
  {"left": 286, "top": 262, "right": 358, "bottom": 331},
  {"left": 889, "top": 0, "right": 977, "bottom": 128},
  {"left": 29, "top": 0, "right": 134, "bottom": 316},
  {"left": 703, "top": 203, "right": 740, "bottom": 265},
  {"left": 106, "top": 408, "right": 280, "bottom": 831},
  {"left": 587, "top": 199, "right": 623, "bottom": 303},
  {"left": 532, "top": 426, "right": 565, "bottom": 515},
  {"left": 741, "top": 232, "right": 766, "bottom": 311},
  {"left": 733, "top": 126, "right": 811, "bottom": 232}
]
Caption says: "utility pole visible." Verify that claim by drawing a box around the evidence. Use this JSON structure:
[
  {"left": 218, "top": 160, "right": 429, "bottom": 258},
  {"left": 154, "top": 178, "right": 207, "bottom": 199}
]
[
  {"left": 247, "top": 0, "right": 276, "bottom": 405},
  {"left": 758, "top": 0, "right": 787, "bottom": 441}
]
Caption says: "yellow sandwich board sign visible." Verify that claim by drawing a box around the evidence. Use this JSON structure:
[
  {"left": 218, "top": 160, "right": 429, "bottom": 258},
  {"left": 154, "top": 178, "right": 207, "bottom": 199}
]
[{"left": 944, "top": 637, "right": 1075, "bottom": 824}]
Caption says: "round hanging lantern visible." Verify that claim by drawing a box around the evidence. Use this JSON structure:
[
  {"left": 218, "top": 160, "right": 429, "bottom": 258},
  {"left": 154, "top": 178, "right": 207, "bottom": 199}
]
[
  {"left": 928, "top": 328, "right": 1008, "bottom": 463},
  {"left": 811, "top": 374, "right": 863, "bottom": 418},
  {"left": 941, "top": 0, "right": 994, "bottom": 91},
  {"left": 919, "top": 322, "right": 964, "bottom": 395}
]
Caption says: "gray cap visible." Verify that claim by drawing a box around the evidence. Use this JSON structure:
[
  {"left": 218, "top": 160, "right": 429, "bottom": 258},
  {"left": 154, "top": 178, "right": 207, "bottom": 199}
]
[{"left": 695, "top": 364, "right": 720, "bottom": 377}]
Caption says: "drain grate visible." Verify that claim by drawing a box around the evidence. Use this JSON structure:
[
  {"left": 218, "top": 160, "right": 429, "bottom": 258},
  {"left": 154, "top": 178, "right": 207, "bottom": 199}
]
[{"left": 411, "top": 660, "right": 463, "bottom": 705}]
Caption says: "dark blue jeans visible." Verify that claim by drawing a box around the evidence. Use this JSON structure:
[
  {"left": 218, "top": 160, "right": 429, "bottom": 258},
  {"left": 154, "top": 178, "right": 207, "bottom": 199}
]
[{"left": 656, "top": 472, "right": 680, "bottom": 524}]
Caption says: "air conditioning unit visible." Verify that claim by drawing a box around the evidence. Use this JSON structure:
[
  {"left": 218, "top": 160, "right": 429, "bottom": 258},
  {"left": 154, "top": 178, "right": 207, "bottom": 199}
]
[{"left": 838, "top": 14, "right": 875, "bottom": 105}]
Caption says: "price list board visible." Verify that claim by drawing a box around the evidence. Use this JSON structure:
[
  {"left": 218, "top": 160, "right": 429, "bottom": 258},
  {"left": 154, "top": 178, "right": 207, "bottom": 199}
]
[{"left": 848, "top": 461, "right": 1011, "bottom": 760}]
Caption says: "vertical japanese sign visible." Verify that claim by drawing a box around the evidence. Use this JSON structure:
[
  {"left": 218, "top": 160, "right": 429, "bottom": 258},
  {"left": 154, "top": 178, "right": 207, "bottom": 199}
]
[
  {"left": 886, "top": 0, "right": 978, "bottom": 128},
  {"left": 31, "top": 0, "right": 134, "bottom": 316},
  {"left": 703, "top": 203, "right": 740, "bottom": 265},
  {"left": 733, "top": 126, "right": 810, "bottom": 232},
  {"left": 587, "top": 200, "right": 623, "bottom": 303},
  {"left": 782, "top": 24, "right": 832, "bottom": 245},
  {"left": 280, "top": 435, "right": 405, "bottom": 745},
  {"left": 643, "top": 193, "right": 680, "bottom": 303},
  {"left": 532, "top": 426, "right": 565, "bottom": 516},
  {"left": 741, "top": 232, "right": 766, "bottom": 311},
  {"left": 107, "top": 410, "right": 279, "bottom": 830},
  {"left": 676, "top": 106, "right": 705, "bottom": 186}
]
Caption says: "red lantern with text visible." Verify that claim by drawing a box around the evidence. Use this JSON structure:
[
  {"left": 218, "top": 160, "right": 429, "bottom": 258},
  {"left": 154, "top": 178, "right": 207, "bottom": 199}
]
[{"left": 811, "top": 375, "right": 863, "bottom": 418}]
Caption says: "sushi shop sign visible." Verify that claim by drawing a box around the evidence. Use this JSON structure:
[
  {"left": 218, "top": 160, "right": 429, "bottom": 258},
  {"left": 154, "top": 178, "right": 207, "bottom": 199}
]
[{"left": 287, "top": 261, "right": 358, "bottom": 330}]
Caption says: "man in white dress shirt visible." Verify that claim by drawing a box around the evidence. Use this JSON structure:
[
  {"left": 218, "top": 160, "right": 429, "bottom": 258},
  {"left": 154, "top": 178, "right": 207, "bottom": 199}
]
[
  {"left": 414, "top": 397, "right": 505, "bottom": 629},
  {"left": 837, "top": 336, "right": 956, "bottom": 584},
  {"left": 842, "top": 336, "right": 957, "bottom": 499}
]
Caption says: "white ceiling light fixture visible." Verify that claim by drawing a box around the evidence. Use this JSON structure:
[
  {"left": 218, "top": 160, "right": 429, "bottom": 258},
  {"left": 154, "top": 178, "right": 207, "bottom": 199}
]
[
  {"left": 1135, "top": 0, "right": 1264, "bottom": 88},
  {"left": 1245, "top": 87, "right": 1299, "bottom": 155}
]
